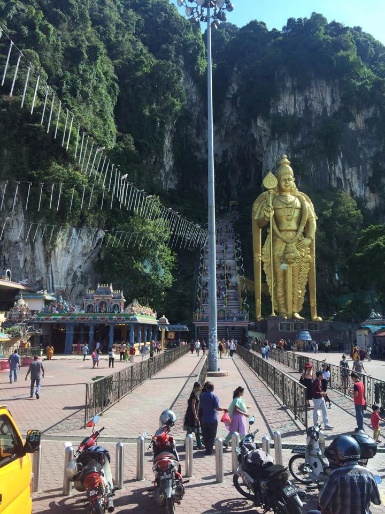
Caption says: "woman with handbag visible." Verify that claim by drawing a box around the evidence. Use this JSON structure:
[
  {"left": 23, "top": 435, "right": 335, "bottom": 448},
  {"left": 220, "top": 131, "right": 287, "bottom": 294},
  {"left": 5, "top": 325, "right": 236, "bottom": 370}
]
[{"left": 222, "top": 386, "right": 250, "bottom": 448}]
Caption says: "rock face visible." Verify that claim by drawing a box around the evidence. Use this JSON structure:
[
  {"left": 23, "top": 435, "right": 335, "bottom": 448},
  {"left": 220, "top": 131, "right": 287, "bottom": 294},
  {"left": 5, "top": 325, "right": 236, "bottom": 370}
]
[
  {"left": 1, "top": 209, "right": 104, "bottom": 300},
  {"left": 207, "top": 73, "right": 382, "bottom": 209}
]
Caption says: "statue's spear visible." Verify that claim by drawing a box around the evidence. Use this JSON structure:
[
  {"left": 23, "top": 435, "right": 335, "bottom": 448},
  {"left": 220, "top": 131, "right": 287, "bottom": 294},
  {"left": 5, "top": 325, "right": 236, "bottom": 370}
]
[{"left": 263, "top": 172, "right": 278, "bottom": 317}]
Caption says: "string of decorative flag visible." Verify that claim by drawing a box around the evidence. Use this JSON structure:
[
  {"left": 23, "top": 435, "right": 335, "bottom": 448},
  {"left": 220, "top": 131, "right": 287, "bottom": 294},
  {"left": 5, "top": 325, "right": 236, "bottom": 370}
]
[
  {"left": 0, "top": 25, "right": 208, "bottom": 249},
  {"left": 0, "top": 214, "right": 202, "bottom": 251}
]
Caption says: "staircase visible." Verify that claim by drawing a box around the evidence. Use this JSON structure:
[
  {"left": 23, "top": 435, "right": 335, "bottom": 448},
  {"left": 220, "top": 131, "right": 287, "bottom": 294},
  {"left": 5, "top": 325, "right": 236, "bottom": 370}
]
[{"left": 193, "top": 212, "right": 249, "bottom": 343}]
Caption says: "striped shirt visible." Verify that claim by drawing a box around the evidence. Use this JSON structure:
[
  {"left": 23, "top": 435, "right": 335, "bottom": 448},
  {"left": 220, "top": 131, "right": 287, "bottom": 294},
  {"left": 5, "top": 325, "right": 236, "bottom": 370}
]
[{"left": 319, "top": 462, "right": 381, "bottom": 514}]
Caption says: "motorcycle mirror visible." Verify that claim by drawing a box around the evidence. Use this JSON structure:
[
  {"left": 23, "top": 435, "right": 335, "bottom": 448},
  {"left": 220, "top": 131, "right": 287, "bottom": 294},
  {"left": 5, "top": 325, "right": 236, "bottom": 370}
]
[
  {"left": 375, "top": 475, "right": 382, "bottom": 484},
  {"left": 249, "top": 415, "right": 255, "bottom": 425}
]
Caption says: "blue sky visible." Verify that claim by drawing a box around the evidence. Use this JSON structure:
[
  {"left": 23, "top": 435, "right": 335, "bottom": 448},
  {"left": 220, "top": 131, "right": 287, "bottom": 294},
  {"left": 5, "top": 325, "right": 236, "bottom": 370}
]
[{"left": 170, "top": 0, "right": 385, "bottom": 45}]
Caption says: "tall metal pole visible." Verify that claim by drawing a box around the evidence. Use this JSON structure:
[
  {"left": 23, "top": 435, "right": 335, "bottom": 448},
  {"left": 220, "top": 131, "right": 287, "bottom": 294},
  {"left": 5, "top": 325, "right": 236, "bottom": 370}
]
[{"left": 207, "top": 5, "right": 218, "bottom": 372}]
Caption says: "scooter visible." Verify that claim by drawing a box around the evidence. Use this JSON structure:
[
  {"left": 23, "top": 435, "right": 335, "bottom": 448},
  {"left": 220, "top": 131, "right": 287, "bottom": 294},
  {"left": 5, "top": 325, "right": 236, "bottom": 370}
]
[
  {"left": 233, "top": 417, "right": 305, "bottom": 513},
  {"left": 149, "top": 410, "right": 186, "bottom": 514},
  {"left": 66, "top": 416, "right": 115, "bottom": 513},
  {"left": 289, "top": 422, "right": 378, "bottom": 485}
]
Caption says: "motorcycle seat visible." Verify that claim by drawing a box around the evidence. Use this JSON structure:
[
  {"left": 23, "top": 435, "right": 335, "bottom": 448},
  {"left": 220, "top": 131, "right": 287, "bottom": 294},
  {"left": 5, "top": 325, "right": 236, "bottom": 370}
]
[{"left": 154, "top": 451, "right": 178, "bottom": 463}]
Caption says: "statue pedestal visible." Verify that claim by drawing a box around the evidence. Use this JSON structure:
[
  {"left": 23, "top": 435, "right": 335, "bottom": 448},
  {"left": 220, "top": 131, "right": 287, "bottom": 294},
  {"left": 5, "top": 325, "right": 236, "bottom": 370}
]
[{"left": 265, "top": 315, "right": 331, "bottom": 343}]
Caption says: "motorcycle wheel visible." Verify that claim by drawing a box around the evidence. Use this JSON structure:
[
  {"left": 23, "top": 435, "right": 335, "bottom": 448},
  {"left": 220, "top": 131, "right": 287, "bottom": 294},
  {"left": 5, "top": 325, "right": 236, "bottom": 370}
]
[
  {"left": 288, "top": 454, "right": 313, "bottom": 484},
  {"left": 166, "top": 497, "right": 175, "bottom": 514},
  {"left": 233, "top": 474, "right": 254, "bottom": 500}
]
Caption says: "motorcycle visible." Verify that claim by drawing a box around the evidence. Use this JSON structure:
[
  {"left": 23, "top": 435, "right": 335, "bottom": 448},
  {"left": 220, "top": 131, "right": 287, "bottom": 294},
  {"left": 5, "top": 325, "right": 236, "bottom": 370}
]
[
  {"left": 289, "top": 423, "right": 378, "bottom": 485},
  {"left": 233, "top": 417, "right": 305, "bottom": 513},
  {"left": 150, "top": 409, "right": 186, "bottom": 514},
  {"left": 65, "top": 416, "right": 115, "bottom": 513}
]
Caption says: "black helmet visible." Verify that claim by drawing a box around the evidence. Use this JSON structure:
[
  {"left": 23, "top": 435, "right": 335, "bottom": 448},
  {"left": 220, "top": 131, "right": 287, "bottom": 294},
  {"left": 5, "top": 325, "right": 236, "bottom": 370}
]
[{"left": 326, "top": 435, "right": 360, "bottom": 464}]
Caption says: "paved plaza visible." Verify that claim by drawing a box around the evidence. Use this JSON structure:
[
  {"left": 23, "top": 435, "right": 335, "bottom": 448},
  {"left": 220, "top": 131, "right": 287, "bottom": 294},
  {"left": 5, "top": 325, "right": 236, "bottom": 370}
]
[{"left": 2, "top": 349, "right": 385, "bottom": 513}]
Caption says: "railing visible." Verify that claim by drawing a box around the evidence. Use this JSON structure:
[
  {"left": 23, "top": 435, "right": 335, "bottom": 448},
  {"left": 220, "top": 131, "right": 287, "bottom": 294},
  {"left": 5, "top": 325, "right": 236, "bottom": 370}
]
[
  {"left": 85, "top": 345, "right": 189, "bottom": 426},
  {"left": 237, "top": 345, "right": 308, "bottom": 428},
  {"left": 264, "top": 346, "right": 385, "bottom": 413}
]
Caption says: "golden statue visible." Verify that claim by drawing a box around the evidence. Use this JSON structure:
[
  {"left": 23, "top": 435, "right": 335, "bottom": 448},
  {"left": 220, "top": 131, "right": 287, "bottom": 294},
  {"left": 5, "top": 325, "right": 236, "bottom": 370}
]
[{"left": 252, "top": 155, "right": 321, "bottom": 321}]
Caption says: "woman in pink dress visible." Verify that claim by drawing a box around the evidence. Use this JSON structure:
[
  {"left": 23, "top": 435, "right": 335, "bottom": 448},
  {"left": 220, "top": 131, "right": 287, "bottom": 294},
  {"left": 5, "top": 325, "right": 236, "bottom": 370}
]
[{"left": 223, "top": 386, "right": 250, "bottom": 448}]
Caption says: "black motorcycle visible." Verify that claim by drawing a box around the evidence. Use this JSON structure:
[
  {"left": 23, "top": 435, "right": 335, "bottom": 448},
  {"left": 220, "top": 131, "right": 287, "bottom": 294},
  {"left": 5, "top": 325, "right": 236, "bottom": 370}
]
[{"left": 233, "top": 422, "right": 305, "bottom": 514}]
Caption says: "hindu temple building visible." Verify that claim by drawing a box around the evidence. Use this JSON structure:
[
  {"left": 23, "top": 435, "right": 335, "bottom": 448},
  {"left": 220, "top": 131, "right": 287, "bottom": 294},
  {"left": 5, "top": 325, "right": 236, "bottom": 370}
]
[{"left": 29, "top": 284, "right": 160, "bottom": 353}]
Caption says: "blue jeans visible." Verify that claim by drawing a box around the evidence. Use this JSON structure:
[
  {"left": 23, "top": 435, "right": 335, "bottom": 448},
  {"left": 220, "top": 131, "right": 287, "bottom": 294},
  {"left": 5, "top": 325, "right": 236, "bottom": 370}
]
[
  {"left": 9, "top": 367, "right": 18, "bottom": 382},
  {"left": 355, "top": 404, "right": 365, "bottom": 430},
  {"left": 30, "top": 378, "right": 41, "bottom": 397}
]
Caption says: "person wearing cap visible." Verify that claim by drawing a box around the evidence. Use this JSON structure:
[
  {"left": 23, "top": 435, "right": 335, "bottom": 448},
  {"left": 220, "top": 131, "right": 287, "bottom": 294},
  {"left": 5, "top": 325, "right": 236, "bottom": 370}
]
[
  {"left": 300, "top": 362, "right": 314, "bottom": 407},
  {"left": 312, "top": 371, "right": 334, "bottom": 430}
]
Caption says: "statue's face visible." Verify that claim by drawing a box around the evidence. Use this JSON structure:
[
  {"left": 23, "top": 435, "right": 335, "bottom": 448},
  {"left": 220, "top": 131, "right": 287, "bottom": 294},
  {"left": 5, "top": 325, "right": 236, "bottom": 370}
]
[{"left": 278, "top": 173, "right": 295, "bottom": 192}]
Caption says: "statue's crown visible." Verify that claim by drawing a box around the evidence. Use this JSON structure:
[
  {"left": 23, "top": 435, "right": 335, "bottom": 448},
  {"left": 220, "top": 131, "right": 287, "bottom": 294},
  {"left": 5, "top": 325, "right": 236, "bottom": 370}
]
[{"left": 276, "top": 155, "right": 294, "bottom": 179}]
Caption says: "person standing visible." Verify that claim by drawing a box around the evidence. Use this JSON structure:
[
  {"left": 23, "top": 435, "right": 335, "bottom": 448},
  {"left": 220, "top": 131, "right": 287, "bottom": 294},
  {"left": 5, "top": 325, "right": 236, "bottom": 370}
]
[
  {"left": 223, "top": 386, "right": 250, "bottom": 448},
  {"left": 301, "top": 362, "right": 314, "bottom": 407},
  {"left": 108, "top": 347, "right": 115, "bottom": 368},
  {"left": 312, "top": 371, "right": 334, "bottom": 430},
  {"left": 352, "top": 358, "right": 366, "bottom": 374},
  {"left": 150, "top": 340, "right": 155, "bottom": 358},
  {"left": 218, "top": 341, "right": 224, "bottom": 359},
  {"left": 321, "top": 363, "right": 332, "bottom": 408},
  {"left": 46, "top": 344, "right": 54, "bottom": 360},
  {"left": 119, "top": 341, "right": 126, "bottom": 361},
  {"left": 371, "top": 404, "right": 382, "bottom": 443},
  {"left": 129, "top": 344, "right": 136, "bottom": 362},
  {"left": 25, "top": 355, "right": 45, "bottom": 399},
  {"left": 141, "top": 344, "right": 148, "bottom": 361},
  {"left": 199, "top": 382, "right": 228, "bottom": 456},
  {"left": 350, "top": 372, "right": 366, "bottom": 432},
  {"left": 229, "top": 339, "right": 236, "bottom": 358},
  {"left": 367, "top": 346, "right": 372, "bottom": 361},
  {"left": 195, "top": 339, "right": 200, "bottom": 356},
  {"left": 340, "top": 354, "right": 350, "bottom": 391},
  {"left": 82, "top": 343, "right": 89, "bottom": 361},
  {"left": 8, "top": 349, "right": 21, "bottom": 383},
  {"left": 184, "top": 382, "right": 203, "bottom": 449}
]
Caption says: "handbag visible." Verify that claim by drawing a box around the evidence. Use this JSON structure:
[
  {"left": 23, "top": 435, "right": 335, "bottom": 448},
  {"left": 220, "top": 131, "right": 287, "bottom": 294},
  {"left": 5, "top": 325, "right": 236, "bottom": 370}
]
[
  {"left": 299, "top": 375, "right": 305, "bottom": 384},
  {"left": 220, "top": 412, "right": 231, "bottom": 424}
]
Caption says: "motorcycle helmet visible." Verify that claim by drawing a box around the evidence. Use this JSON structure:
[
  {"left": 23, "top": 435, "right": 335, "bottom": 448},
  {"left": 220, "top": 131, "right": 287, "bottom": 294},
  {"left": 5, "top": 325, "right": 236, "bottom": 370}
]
[
  {"left": 325, "top": 435, "right": 360, "bottom": 465},
  {"left": 159, "top": 409, "right": 176, "bottom": 428}
]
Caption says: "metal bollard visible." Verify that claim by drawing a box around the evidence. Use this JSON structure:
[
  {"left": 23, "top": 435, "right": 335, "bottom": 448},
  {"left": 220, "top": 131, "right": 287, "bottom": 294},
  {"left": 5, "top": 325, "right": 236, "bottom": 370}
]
[
  {"left": 136, "top": 435, "right": 145, "bottom": 481},
  {"left": 215, "top": 437, "right": 224, "bottom": 483},
  {"left": 115, "top": 442, "right": 124, "bottom": 489},
  {"left": 261, "top": 435, "right": 270, "bottom": 454},
  {"left": 185, "top": 434, "right": 193, "bottom": 477},
  {"left": 63, "top": 446, "right": 74, "bottom": 496},
  {"left": 32, "top": 445, "right": 42, "bottom": 492},
  {"left": 273, "top": 431, "right": 283, "bottom": 465},
  {"left": 231, "top": 432, "right": 240, "bottom": 473}
]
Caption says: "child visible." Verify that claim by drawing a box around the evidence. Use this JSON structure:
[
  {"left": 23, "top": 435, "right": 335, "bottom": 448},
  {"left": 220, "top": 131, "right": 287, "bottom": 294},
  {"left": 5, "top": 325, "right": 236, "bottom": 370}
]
[{"left": 371, "top": 404, "right": 382, "bottom": 443}]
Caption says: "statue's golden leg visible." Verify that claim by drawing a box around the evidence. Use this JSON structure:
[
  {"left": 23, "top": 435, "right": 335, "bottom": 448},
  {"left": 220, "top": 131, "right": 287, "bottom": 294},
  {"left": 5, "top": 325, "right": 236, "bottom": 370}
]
[
  {"left": 286, "top": 265, "right": 293, "bottom": 319},
  {"left": 274, "top": 257, "right": 286, "bottom": 317}
]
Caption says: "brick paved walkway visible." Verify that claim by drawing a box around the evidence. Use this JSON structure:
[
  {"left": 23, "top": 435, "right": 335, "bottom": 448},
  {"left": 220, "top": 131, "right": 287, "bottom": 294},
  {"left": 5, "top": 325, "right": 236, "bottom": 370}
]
[{"left": 1, "top": 351, "right": 385, "bottom": 513}]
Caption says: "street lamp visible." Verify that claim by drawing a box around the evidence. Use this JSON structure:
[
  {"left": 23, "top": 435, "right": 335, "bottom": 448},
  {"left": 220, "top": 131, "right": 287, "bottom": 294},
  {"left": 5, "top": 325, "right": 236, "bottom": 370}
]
[
  {"left": 177, "top": 0, "right": 234, "bottom": 372},
  {"left": 158, "top": 314, "right": 170, "bottom": 351}
]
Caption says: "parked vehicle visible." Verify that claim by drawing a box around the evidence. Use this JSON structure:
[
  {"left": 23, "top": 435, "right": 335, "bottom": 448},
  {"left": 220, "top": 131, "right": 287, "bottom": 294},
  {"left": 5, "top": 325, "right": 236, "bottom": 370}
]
[
  {"left": 0, "top": 404, "right": 41, "bottom": 513},
  {"left": 150, "top": 410, "right": 186, "bottom": 514},
  {"left": 289, "top": 423, "right": 378, "bottom": 485},
  {"left": 233, "top": 418, "right": 305, "bottom": 513},
  {"left": 66, "top": 416, "right": 115, "bottom": 513}
]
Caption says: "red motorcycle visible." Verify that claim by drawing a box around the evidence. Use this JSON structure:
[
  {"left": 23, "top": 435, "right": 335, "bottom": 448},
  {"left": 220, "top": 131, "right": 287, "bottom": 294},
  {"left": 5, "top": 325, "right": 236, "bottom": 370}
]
[
  {"left": 150, "top": 410, "right": 186, "bottom": 514},
  {"left": 66, "top": 416, "right": 115, "bottom": 513}
]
